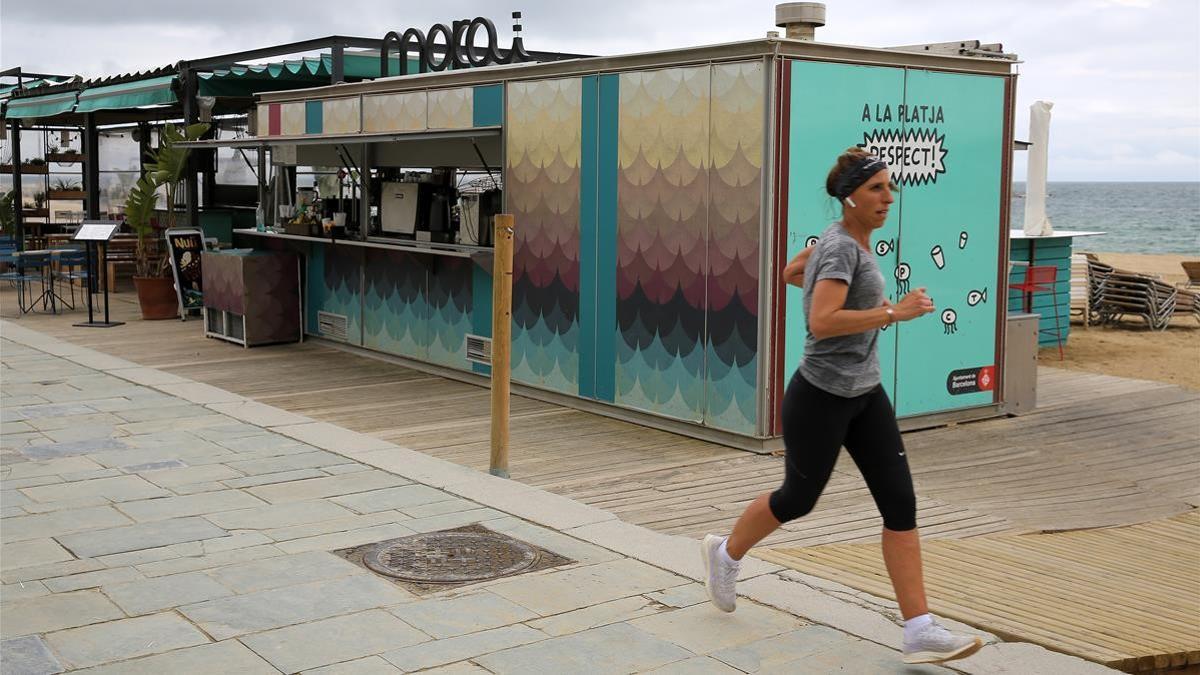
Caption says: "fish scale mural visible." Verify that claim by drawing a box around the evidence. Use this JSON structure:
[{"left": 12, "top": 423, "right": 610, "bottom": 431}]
[
  {"left": 615, "top": 63, "right": 763, "bottom": 434},
  {"left": 308, "top": 244, "right": 363, "bottom": 342},
  {"left": 361, "top": 249, "right": 474, "bottom": 368},
  {"left": 507, "top": 78, "right": 582, "bottom": 394}
]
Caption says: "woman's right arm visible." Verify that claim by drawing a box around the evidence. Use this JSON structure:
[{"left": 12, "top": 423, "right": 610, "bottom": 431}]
[
  {"left": 783, "top": 247, "right": 813, "bottom": 288},
  {"left": 808, "top": 282, "right": 935, "bottom": 340}
]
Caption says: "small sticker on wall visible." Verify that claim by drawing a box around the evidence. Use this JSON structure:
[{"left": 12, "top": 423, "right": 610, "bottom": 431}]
[{"left": 946, "top": 366, "right": 995, "bottom": 395}]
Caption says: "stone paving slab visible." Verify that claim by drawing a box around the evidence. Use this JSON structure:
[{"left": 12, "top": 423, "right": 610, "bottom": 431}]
[
  {"left": 43, "top": 612, "right": 209, "bottom": 670},
  {"left": 246, "top": 471, "right": 411, "bottom": 504},
  {"left": 132, "top": 544, "right": 285, "bottom": 578},
  {"left": 474, "top": 622, "right": 692, "bottom": 674},
  {"left": 525, "top": 595, "right": 663, "bottom": 637},
  {"left": 178, "top": 573, "right": 415, "bottom": 640},
  {"left": 205, "top": 550, "right": 364, "bottom": 594},
  {"left": 102, "top": 571, "right": 234, "bottom": 616},
  {"left": 57, "top": 516, "right": 229, "bottom": 558},
  {"left": 387, "top": 590, "right": 539, "bottom": 639},
  {"left": 67, "top": 639, "right": 278, "bottom": 675},
  {"left": 331, "top": 484, "right": 452, "bottom": 513},
  {"left": 712, "top": 624, "right": 953, "bottom": 674},
  {"left": 0, "top": 538, "right": 73, "bottom": 570},
  {"left": 113, "top": 489, "right": 266, "bottom": 522},
  {"left": 41, "top": 567, "right": 141, "bottom": 593},
  {"left": 303, "top": 655, "right": 405, "bottom": 674},
  {"left": 205, "top": 499, "right": 357, "bottom": 530},
  {"left": 380, "top": 625, "right": 547, "bottom": 672},
  {"left": 487, "top": 558, "right": 687, "bottom": 617},
  {"left": 0, "top": 635, "right": 63, "bottom": 675},
  {"left": 1, "top": 559, "right": 107, "bottom": 586},
  {"left": 0, "top": 590, "right": 124, "bottom": 638},
  {"left": 1, "top": 506, "right": 132, "bottom": 543},
  {"left": 20, "top": 474, "right": 168, "bottom": 504},
  {"left": 240, "top": 608, "right": 429, "bottom": 673}
]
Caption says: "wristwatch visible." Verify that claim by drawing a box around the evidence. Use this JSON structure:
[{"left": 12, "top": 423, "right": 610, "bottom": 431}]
[{"left": 884, "top": 307, "right": 895, "bottom": 324}]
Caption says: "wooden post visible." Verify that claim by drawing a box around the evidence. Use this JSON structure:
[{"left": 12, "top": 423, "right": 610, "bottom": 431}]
[{"left": 489, "top": 213, "right": 515, "bottom": 478}]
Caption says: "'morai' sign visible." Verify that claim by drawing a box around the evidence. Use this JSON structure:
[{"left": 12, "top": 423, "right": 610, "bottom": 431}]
[{"left": 380, "top": 13, "right": 532, "bottom": 78}]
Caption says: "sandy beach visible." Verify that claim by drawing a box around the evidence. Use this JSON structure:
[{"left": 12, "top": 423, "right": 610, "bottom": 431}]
[{"left": 1046, "top": 250, "right": 1200, "bottom": 391}]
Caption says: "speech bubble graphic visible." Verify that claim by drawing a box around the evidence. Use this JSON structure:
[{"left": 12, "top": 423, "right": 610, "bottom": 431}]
[{"left": 860, "top": 128, "right": 948, "bottom": 187}]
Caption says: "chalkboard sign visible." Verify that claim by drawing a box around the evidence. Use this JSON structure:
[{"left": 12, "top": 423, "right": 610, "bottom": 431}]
[{"left": 165, "top": 228, "right": 205, "bottom": 320}]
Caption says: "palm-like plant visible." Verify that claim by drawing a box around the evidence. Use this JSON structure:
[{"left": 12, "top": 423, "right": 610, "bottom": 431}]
[
  {"left": 145, "top": 122, "right": 209, "bottom": 231},
  {"left": 124, "top": 174, "right": 159, "bottom": 278},
  {"left": 128, "top": 122, "right": 210, "bottom": 277}
]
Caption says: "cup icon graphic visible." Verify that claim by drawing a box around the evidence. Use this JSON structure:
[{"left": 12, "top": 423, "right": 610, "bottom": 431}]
[{"left": 930, "top": 245, "right": 945, "bottom": 270}]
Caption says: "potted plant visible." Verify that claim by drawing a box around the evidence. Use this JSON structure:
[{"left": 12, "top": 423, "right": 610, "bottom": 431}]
[
  {"left": 48, "top": 178, "right": 86, "bottom": 200},
  {"left": 0, "top": 190, "right": 15, "bottom": 238},
  {"left": 127, "top": 121, "right": 210, "bottom": 320}
]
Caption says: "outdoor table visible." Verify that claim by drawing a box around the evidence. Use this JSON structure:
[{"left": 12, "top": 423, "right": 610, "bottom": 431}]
[{"left": 12, "top": 249, "right": 76, "bottom": 314}]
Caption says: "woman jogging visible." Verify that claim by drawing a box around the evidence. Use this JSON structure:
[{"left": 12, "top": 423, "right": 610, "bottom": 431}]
[{"left": 702, "top": 147, "right": 983, "bottom": 665}]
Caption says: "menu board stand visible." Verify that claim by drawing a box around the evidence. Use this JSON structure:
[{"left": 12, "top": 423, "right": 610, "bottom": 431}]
[
  {"left": 72, "top": 221, "right": 124, "bottom": 328},
  {"left": 165, "top": 228, "right": 205, "bottom": 321}
]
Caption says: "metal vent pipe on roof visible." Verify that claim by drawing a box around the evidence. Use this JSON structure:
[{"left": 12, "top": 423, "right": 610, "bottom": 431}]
[{"left": 775, "top": 2, "right": 826, "bottom": 41}]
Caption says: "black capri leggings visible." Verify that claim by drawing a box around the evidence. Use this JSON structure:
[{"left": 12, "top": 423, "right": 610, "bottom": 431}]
[{"left": 768, "top": 370, "right": 917, "bottom": 531}]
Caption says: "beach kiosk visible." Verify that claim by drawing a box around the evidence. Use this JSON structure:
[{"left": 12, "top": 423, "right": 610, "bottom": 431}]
[{"left": 208, "top": 6, "right": 1019, "bottom": 449}]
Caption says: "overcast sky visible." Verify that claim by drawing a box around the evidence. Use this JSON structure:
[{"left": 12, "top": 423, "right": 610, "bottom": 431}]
[{"left": 2, "top": 0, "right": 1197, "bottom": 181}]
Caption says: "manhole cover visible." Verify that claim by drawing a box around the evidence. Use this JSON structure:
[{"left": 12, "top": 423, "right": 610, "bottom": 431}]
[{"left": 362, "top": 531, "right": 539, "bottom": 583}]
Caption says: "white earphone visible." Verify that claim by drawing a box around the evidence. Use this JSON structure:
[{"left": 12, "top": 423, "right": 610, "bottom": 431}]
[{"left": 844, "top": 197, "right": 857, "bottom": 208}]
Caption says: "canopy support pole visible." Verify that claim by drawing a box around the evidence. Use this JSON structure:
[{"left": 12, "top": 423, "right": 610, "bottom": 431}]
[
  {"left": 10, "top": 120, "right": 24, "bottom": 254},
  {"left": 83, "top": 113, "right": 100, "bottom": 220}
]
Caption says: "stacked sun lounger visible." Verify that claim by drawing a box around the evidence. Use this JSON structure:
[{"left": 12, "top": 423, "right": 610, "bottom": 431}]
[{"left": 1088, "top": 262, "right": 1177, "bottom": 330}]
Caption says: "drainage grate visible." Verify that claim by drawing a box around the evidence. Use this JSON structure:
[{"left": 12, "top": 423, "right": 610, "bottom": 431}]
[
  {"left": 364, "top": 530, "right": 537, "bottom": 583},
  {"left": 336, "top": 524, "right": 573, "bottom": 594}
]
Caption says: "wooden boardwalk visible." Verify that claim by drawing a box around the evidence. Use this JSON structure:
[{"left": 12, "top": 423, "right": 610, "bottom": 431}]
[
  {"left": 757, "top": 512, "right": 1200, "bottom": 672},
  {"left": 3, "top": 288, "right": 1198, "bottom": 669}
]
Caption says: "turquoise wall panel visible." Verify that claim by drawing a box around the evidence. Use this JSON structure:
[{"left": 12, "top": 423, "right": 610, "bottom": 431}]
[
  {"left": 473, "top": 84, "right": 504, "bottom": 127},
  {"left": 1009, "top": 238, "right": 1074, "bottom": 346},
  {"left": 578, "top": 76, "right": 598, "bottom": 399},
  {"left": 305, "top": 100, "right": 323, "bottom": 134},
  {"left": 786, "top": 62, "right": 905, "bottom": 402},
  {"left": 595, "top": 74, "right": 619, "bottom": 403},
  {"left": 892, "top": 70, "right": 1004, "bottom": 416}
]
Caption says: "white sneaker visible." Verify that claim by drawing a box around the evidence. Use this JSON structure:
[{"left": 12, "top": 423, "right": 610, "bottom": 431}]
[
  {"left": 902, "top": 618, "right": 983, "bottom": 664},
  {"left": 701, "top": 534, "right": 739, "bottom": 612}
]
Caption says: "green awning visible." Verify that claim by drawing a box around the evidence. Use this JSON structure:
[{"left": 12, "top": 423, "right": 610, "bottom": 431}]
[
  {"left": 4, "top": 90, "right": 78, "bottom": 119},
  {"left": 0, "top": 77, "right": 71, "bottom": 99},
  {"left": 75, "top": 75, "right": 178, "bottom": 113},
  {"left": 198, "top": 53, "right": 416, "bottom": 97}
]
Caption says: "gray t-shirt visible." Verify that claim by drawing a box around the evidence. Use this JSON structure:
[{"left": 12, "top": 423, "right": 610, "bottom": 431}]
[{"left": 798, "top": 221, "right": 885, "bottom": 397}]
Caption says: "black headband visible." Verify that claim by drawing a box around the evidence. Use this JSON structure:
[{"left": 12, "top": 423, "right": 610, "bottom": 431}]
[{"left": 832, "top": 155, "right": 888, "bottom": 200}]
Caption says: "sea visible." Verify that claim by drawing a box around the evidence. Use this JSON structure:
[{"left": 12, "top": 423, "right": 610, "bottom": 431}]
[{"left": 1010, "top": 182, "right": 1199, "bottom": 255}]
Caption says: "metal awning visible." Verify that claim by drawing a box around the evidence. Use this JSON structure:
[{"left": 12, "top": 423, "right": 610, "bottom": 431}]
[
  {"left": 176, "top": 126, "right": 501, "bottom": 148},
  {"left": 75, "top": 75, "right": 178, "bottom": 113},
  {"left": 3, "top": 89, "right": 78, "bottom": 118}
]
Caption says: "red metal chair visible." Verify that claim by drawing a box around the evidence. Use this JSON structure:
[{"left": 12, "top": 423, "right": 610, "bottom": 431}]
[{"left": 1011, "top": 265, "right": 1063, "bottom": 360}]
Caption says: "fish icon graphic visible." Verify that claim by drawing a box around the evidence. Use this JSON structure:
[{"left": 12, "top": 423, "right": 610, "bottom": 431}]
[
  {"left": 967, "top": 288, "right": 988, "bottom": 306},
  {"left": 875, "top": 239, "right": 894, "bottom": 256},
  {"left": 805, "top": 235, "right": 819, "bottom": 248}
]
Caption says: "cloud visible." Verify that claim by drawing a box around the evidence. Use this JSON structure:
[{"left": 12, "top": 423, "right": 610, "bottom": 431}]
[{"left": 2, "top": 0, "right": 1197, "bottom": 180}]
